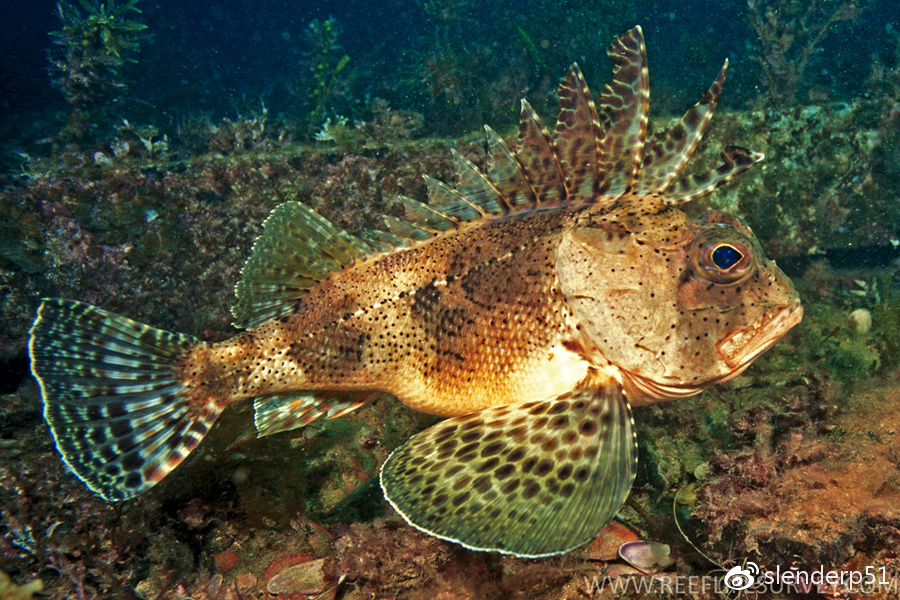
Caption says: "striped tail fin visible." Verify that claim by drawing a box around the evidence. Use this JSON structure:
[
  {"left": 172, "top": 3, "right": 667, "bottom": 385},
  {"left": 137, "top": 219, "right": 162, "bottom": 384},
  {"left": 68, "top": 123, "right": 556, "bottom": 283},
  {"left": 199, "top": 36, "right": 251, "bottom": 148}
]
[{"left": 29, "top": 299, "right": 220, "bottom": 501}]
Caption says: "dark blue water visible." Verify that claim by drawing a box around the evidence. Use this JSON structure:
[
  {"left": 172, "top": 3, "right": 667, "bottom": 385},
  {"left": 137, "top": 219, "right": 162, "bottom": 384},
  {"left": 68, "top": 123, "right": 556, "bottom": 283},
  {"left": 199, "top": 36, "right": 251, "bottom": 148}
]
[{"left": 1, "top": 0, "right": 898, "bottom": 144}]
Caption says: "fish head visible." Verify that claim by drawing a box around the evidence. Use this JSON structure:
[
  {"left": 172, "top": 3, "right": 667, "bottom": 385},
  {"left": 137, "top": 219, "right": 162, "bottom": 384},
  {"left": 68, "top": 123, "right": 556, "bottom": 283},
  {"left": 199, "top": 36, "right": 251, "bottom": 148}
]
[{"left": 557, "top": 203, "right": 802, "bottom": 404}]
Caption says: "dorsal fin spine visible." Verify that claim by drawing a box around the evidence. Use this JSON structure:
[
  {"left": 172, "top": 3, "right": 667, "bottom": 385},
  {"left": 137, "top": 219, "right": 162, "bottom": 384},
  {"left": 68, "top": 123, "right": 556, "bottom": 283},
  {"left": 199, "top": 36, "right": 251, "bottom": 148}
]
[
  {"left": 483, "top": 125, "right": 537, "bottom": 210},
  {"left": 517, "top": 99, "right": 569, "bottom": 204}
]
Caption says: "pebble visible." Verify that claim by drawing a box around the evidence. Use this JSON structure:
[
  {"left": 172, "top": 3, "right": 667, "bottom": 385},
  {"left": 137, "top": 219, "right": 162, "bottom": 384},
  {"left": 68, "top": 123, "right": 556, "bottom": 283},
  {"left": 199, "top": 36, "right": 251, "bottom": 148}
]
[{"left": 266, "top": 558, "right": 326, "bottom": 596}]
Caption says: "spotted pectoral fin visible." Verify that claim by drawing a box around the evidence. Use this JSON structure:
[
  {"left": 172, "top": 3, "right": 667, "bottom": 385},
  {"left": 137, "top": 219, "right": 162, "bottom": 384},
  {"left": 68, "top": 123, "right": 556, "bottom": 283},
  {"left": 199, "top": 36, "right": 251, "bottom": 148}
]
[
  {"left": 379, "top": 386, "right": 637, "bottom": 558},
  {"left": 254, "top": 390, "right": 382, "bottom": 437}
]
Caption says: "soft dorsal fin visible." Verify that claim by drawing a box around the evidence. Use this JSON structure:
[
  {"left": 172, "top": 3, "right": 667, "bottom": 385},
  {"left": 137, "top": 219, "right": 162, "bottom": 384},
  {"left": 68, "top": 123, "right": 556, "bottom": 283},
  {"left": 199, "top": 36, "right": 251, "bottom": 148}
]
[{"left": 232, "top": 201, "right": 376, "bottom": 329}]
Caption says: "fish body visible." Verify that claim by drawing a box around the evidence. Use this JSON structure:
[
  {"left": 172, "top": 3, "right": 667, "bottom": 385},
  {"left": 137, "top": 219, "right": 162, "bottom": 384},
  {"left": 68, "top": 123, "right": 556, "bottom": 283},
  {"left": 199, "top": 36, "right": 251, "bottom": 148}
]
[{"left": 29, "top": 27, "right": 801, "bottom": 557}]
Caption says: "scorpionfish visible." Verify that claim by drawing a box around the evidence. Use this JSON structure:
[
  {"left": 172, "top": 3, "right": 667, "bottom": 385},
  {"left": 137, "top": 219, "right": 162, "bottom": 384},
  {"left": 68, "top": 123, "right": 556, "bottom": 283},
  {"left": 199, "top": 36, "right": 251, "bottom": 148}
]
[{"left": 30, "top": 27, "right": 802, "bottom": 557}]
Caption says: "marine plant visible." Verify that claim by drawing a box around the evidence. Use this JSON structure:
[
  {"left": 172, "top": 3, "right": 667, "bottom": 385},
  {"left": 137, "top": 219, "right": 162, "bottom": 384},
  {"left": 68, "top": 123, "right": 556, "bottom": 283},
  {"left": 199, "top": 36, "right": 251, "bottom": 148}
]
[
  {"left": 288, "top": 18, "right": 352, "bottom": 140},
  {"left": 48, "top": 0, "right": 150, "bottom": 139},
  {"left": 746, "top": 0, "right": 860, "bottom": 106}
]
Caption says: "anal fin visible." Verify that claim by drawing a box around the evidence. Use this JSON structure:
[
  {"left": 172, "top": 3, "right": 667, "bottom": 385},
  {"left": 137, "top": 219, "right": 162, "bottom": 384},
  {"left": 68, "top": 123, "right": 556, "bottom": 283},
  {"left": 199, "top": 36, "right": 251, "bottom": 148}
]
[
  {"left": 380, "top": 386, "right": 637, "bottom": 558},
  {"left": 254, "top": 390, "right": 381, "bottom": 437}
]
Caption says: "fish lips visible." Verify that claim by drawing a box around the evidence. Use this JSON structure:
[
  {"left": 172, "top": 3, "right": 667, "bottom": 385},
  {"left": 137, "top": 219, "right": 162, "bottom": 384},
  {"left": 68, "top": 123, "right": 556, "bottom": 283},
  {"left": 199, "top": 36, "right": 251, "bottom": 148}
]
[{"left": 716, "top": 301, "right": 804, "bottom": 371}]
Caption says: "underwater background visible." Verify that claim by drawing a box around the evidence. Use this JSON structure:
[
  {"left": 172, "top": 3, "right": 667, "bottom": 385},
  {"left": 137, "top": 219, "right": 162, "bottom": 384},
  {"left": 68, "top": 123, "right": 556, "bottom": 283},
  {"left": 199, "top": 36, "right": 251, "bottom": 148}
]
[{"left": 1, "top": 0, "right": 900, "bottom": 598}]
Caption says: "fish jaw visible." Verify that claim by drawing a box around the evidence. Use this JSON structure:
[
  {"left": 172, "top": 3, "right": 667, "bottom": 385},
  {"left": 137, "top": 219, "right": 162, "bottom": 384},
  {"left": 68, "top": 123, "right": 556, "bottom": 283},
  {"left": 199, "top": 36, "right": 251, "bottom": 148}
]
[
  {"left": 717, "top": 300, "right": 804, "bottom": 371},
  {"left": 620, "top": 300, "right": 803, "bottom": 405}
]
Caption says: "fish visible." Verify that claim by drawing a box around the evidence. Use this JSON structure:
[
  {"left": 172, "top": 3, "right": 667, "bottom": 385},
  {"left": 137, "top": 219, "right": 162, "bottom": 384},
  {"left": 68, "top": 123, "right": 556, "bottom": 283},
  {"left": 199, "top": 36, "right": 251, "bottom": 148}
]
[{"left": 28, "top": 26, "right": 802, "bottom": 558}]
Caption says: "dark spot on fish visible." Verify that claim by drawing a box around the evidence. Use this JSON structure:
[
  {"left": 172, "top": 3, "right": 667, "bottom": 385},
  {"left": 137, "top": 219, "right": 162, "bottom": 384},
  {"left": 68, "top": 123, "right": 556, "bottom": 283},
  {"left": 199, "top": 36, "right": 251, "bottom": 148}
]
[
  {"left": 100, "top": 445, "right": 118, "bottom": 462},
  {"left": 528, "top": 403, "right": 549, "bottom": 416},
  {"left": 455, "top": 442, "right": 479, "bottom": 459},
  {"left": 473, "top": 475, "right": 491, "bottom": 493},
  {"left": 534, "top": 459, "right": 554, "bottom": 477},
  {"left": 460, "top": 430, "right": 481, "bottom": 443},
  {"left": 110, "top": 420, "right": 133, "bottom": 438},
  {"left": 438, "top": 439, "right": 457, "bottom": 453},
  {"left": 522, "top": 456, "right": 538, "bottom": 473},
  {"left": 453, "top": 491, "right": 470, "bottom": 506},
  {"left": 508, "top": 447, "right": 526, "bottom": 462},
  {"left": 476, "top": 457, "right": 500, "bottom": 473},
  {"left": 550, "top": 415, "right": 568, "bottom": 429},
  {"left": 573, "top": 466, "right": 590, "bottom": 482},
  {"left": 481, "top": 442, "right": 505, "bottom": 456},
  {"left": 106, "top": 402, "right": 128, "bottom": 418},
  {"left": 501, "top": 479, "right": 520, "bottom": 494},
  {"left": 121, "top": 451, "right": 144, "bottom": 471},
  {"left": 579, "top": 420, "right": 598, "bottom": 436},
  {"left": 453, "top": 475, "right": 471, "bottom": 490},
  {"left": 522, "top": 479, "right": 540, "bottom": 499},
  {"left": 495, "top": 463, "right": 515, "bottom": 479},
  {"left": 548, "top": 402, "right": 568, "bottom": 415}
]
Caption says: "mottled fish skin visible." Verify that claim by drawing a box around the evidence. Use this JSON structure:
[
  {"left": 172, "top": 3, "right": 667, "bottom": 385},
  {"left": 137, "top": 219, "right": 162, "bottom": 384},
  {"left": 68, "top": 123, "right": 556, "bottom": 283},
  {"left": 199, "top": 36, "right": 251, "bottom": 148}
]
[
  {"left": 182, "top": 207, "right": 590, "bottom": 417},
  {"left": 29, "top": 26, "right": 802, "bottom": 557}
]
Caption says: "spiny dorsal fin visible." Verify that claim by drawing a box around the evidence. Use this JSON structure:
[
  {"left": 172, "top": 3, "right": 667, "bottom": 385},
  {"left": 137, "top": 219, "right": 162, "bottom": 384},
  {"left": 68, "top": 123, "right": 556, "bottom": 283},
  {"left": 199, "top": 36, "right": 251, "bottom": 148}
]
[
  {"left": 666, "top": 146, "right": 764, "bottom": 205},
  {"left": 636, "top": 60, "right": 728, "bottom": 195},
  {"left": 233, "top": 29, "right": 762, "bottom": 332},
  {"left": 232, "top": 201, "right": 376, "bottom": 329},
  {"left": 554, "top": 63, "right": 604, "bottom": 203},
  {"left": 595, "top": 25, "right": 649, "bottom": 198},
  {"left": 483, "top": 125, "right": 536, "bottom": 210},
  {"left": 516, "top": 99, "right": 568, "bottom": 205}
]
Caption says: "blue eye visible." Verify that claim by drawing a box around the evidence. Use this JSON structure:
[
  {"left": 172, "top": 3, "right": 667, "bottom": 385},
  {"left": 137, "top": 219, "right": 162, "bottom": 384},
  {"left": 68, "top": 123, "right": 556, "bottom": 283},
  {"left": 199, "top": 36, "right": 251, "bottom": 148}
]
[
  {"left": 712, "top": 244, "right": 743, "bottom": 270},
  {"left": 691, "top": 228, "right": 754, "bottom": 284}
]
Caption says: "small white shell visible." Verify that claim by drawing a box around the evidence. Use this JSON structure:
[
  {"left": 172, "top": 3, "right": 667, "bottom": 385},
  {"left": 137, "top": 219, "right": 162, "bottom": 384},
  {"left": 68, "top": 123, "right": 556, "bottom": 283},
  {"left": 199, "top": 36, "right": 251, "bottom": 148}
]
[{"left": 618, "top": 540, "right": 675, "bottom": 573}]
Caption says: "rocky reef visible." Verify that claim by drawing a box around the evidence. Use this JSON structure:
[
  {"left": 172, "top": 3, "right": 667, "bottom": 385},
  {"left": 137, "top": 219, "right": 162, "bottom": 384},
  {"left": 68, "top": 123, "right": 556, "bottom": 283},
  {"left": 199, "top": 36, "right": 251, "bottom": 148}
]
[{"left": 1, "top": 92, "right": 899, "bottom": 597}]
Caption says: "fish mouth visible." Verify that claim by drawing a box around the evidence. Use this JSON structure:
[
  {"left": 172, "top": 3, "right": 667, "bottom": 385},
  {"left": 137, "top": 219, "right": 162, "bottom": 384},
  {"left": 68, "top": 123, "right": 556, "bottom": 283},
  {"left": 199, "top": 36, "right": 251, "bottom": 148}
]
[
  {"left": 619, "top": 301, "right": 803, "bottom": 405},
  {"left": 717, "top": 301, "right": 804, "bottom": 371}
]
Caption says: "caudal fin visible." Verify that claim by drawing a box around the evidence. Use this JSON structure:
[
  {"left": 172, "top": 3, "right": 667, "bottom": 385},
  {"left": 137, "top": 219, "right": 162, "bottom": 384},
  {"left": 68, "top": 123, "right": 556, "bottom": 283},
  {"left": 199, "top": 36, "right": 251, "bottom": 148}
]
[{"left": 29, "top": 299, "right": 220, "bottom": 501}]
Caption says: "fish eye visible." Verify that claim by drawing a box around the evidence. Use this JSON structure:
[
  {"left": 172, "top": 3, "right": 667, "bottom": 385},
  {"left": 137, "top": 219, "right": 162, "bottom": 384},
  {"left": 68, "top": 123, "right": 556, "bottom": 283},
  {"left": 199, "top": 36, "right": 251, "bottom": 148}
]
[
  {"left": 691, "top": 228, "right": 755, "bottom": 284},
  {"left": 711, "top": 244, "right": 743, "bottom": 269}
]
